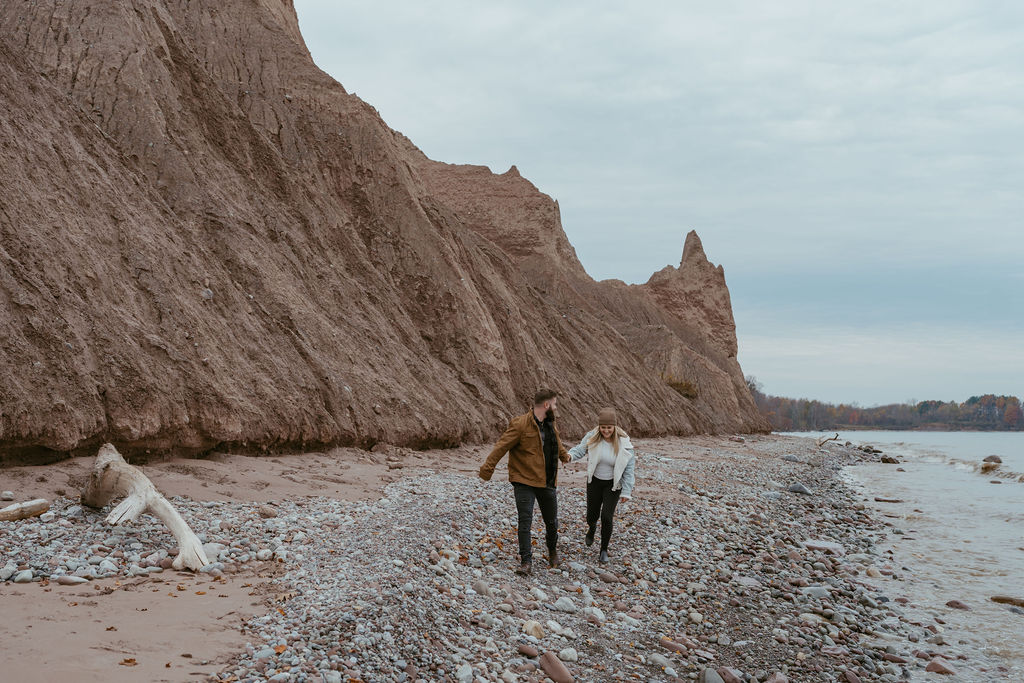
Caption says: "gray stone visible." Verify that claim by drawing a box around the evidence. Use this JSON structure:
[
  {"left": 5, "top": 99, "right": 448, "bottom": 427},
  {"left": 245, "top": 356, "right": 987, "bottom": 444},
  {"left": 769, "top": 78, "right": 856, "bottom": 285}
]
[
  {"left": 13, "top": 570, "right": 34, "bottom": 583},
  {"left": 699, "top": 668, "right": 725, "bottom": 683},
  {"left": 554, "top": 596, "right": 577, "bottom": 613},
  {"left": 98, "top": 559, "right": 119, "bottom": 574},
  {"left": 0, "top": 567, "right": 15, "bottom": 581},
  {"left": 617, "top": 612, "right": 641, "bottom": 627},
  {"left": 455, "top": 663, "right": 474, "bottom": 683},
  {"left": 859, "top": 594, "right": 879, "bottom": 609},
  {"left": 57, "top": 575, "right": 89, "bottom": 585},
  {"left": 558, "top": 647, "right": 578, "bottom": 662},
  {"left": 256, "top": 549, "right": 273, "bottom": 561},
  {"left": 650, "top": 653, "right": 671, "bottom": 667},
  {"left": 39, "top": 511, "right": 56, "bottom": 523},
  {"left": 781, "top": 454, "right": 800, "bottom": 462},
  {"left": 803, "top": 586, "right": 831, "bottom": 599},
  {"left": 788, "top": 483, "right": 813, "bottom": 495},
  {"left": 0, "top": 491, "right": 13, "bottom": 501}
]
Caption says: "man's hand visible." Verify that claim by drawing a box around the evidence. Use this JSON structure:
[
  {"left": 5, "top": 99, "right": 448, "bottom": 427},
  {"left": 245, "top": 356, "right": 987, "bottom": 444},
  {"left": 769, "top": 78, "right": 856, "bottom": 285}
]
[
  {"left": 559, "top": 453, "right": 571, "bottom": 464},
  {"left": 478, "top": 467, "right": 492, "bottom": 481}
]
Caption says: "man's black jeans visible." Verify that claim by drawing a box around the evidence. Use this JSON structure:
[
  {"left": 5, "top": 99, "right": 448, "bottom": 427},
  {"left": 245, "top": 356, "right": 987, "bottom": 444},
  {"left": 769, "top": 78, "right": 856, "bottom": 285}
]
[
  {"left": 586, "top": 476, "right": 621, "bottom": 552},
  {"left": 512, "top": 482, "right": 558, "bottom": 563}
]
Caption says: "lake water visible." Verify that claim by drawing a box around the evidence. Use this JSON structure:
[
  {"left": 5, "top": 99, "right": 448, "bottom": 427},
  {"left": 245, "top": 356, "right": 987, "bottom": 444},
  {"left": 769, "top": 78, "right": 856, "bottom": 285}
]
[{"left": 789, "top": 431, "right": 1024, "bottom": 679}]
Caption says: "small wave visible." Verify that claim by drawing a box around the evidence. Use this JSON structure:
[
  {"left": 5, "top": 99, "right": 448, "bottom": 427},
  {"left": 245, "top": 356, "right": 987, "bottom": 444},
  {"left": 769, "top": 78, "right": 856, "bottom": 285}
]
[
  {"left": 870, "top": 444, "right": 1024, "bottom": 484},
  {"left": 965, "top": 460, "right": 1024, "bottom": 483}
]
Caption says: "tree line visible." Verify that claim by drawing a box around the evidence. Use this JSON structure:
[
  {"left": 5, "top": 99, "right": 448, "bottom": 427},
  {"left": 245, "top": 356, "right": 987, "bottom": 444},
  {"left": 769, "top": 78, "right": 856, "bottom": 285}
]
[{"left": 745, "top": 377, "right": 1023, "bottom": 431}]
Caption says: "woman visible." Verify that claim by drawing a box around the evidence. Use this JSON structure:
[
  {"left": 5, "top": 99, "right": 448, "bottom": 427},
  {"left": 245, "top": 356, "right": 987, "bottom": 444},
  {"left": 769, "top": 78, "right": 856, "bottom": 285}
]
[{"left": 568, "top": 407, "right": 636, "bottom": 563}]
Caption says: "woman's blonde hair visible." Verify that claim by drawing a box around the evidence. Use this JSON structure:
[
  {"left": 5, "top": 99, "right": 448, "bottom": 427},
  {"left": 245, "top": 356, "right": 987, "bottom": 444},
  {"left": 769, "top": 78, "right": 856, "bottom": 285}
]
[{"left": 586, "top": 425, "right": 626, "bottom": 452}]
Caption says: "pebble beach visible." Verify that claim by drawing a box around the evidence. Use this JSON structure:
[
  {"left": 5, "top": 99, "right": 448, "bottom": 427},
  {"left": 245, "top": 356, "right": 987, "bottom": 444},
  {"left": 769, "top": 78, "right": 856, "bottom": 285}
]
[{"left": 2, "top": 434, "right": 1015, "bottom": 682}]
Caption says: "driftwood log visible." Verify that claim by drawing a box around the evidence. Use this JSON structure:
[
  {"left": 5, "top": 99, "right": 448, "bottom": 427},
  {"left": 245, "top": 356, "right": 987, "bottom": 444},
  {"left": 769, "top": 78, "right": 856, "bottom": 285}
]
[
  {"left": 81, "top": 443, "right": 210, "bottom": 571},
  {"left": 817, "top": 433, "right": 840, "bottom": 447},
  {"left": 0, "top": 498, "right": 49, "bottom": 522}
]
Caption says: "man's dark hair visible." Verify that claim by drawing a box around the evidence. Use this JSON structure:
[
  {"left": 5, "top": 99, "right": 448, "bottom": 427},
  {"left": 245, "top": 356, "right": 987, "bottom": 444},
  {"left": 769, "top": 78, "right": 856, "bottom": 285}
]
[{"left": 533, "top": 388, "right": 558, "bottom": 406}]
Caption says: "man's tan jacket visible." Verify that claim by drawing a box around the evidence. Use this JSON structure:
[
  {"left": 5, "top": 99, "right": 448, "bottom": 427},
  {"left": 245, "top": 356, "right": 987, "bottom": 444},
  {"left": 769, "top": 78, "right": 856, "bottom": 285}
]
[{"left": 479, "top": 411, "right": 570, "bottom": 488}]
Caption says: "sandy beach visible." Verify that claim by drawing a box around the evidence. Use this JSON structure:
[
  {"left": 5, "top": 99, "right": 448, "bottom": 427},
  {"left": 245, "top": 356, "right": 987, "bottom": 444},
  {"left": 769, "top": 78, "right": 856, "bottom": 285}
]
[{"left": 1, "top": 435, "right": 1012, "bottom": 681}]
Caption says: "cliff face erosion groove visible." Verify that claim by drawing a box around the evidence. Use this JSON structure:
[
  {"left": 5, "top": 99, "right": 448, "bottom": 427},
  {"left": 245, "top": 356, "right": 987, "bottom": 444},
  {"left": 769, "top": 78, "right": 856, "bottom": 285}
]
[{"left": 0, "top": 0, "right": 768, "bottom": 464}]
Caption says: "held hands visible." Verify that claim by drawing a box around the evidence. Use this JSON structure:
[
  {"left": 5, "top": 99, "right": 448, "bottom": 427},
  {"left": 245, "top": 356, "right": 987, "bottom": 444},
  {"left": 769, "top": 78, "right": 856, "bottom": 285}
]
[{"left": 559, "top": 453, "right": 571, "bottom": 464}]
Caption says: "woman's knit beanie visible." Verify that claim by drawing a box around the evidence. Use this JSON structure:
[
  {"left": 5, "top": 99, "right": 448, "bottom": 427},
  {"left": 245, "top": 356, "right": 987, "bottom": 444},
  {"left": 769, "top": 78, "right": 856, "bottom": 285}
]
[{"left": 597, "top": 407, "right": 617, "bottom": 426}]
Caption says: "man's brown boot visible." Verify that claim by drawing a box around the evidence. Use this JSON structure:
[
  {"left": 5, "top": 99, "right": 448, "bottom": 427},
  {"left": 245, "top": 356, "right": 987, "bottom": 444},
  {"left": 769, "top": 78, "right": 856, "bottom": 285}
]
[
  {"left": 515, "top": 560, "right": 532, "bottom": 576},
  {"left": 548, "top": 547, "right": 560, "bottom": 569}
]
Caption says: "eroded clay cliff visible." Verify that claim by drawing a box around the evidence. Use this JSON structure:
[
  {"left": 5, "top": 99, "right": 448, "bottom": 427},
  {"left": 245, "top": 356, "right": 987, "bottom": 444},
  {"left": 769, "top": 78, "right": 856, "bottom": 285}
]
[{"left": 0, "top": 0, "right": 767, "bottom": 463}]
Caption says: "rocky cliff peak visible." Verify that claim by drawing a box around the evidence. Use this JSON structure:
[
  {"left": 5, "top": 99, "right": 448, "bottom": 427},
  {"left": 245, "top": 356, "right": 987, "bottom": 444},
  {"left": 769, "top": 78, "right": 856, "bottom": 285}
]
[
  {"left": 681, "top": 230, "right": 712, "bottom": 268},
  {"left": 642, "top": 231, "right": 739, "bottom": 359}
]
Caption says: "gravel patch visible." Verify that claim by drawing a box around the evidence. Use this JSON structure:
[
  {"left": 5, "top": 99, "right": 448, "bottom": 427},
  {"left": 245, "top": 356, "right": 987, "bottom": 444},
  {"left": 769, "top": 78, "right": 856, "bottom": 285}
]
[{"left": 1, "top": 435, "right": 999, "bottom": 681}]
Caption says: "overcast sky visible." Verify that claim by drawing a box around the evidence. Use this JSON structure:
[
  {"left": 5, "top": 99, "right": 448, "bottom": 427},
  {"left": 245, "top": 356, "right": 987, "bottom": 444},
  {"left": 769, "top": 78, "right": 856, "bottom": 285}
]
[{"left": 295, "top": 1, "right": 1023, "bottom": 406}]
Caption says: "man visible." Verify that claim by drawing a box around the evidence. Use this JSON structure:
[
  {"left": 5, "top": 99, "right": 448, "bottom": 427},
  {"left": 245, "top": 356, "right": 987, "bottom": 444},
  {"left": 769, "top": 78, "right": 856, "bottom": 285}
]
[{"left": 479, "top": 389, "right": 571, "bottom": 575}]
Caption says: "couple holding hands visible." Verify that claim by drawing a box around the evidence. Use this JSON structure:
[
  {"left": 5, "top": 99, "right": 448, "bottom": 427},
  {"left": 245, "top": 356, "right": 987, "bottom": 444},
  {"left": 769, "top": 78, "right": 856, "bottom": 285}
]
[{"left": 478, "top": 389, "right": 636, "bottom": 575}]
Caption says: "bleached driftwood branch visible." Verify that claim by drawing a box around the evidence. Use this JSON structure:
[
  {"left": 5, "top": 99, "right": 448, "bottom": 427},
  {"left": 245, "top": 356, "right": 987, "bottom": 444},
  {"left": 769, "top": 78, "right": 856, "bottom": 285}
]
[
  {"left": 0, "top": 498, "right": 49, "bottom": 522},
  {"left": 81, "top": 443, "right": 209, "bottom": 571}
]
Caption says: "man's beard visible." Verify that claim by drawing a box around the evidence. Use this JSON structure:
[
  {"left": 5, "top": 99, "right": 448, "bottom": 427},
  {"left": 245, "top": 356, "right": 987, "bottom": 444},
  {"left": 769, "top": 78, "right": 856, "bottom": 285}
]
[{"left": 544, "top": 407, "right": 555, "bottom": 422}]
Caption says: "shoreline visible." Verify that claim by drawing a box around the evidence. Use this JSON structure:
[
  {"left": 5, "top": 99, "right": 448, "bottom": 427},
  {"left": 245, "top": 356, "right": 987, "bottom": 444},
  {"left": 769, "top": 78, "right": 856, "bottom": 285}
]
[
  {"left": 0, "top": 434, "right": 1006, "bottom": 681},
  {"left": 836, "top": 433, "right": 1023, "bottom": 681},
  {"left": 788, "top": 427, "right": 1022, "bottom": 434}
]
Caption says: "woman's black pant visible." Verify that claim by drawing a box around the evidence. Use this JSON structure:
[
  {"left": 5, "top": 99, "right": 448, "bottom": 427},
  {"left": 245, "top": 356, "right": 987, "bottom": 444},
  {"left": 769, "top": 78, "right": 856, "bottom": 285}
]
[{"left": 586, "top": 476, "right": 621, "bottom": 552}]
